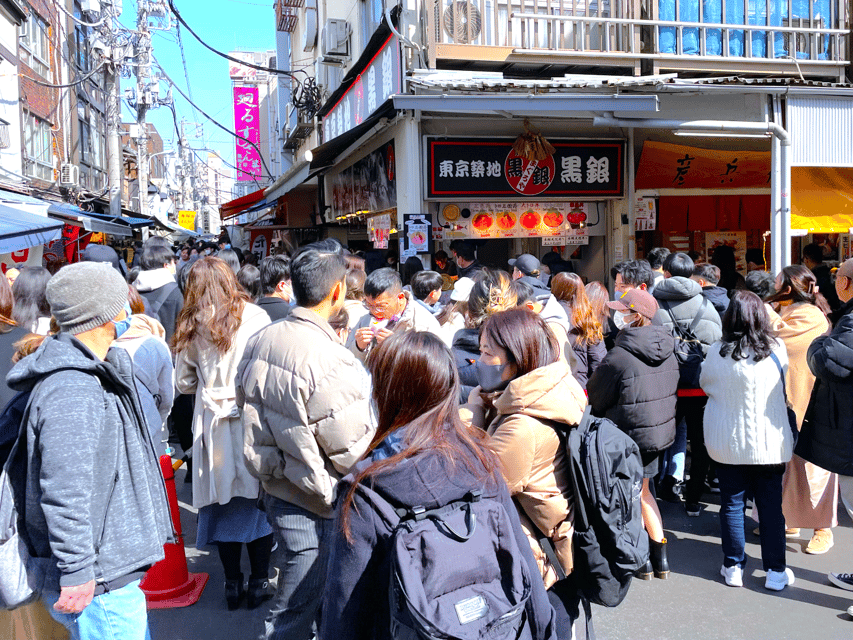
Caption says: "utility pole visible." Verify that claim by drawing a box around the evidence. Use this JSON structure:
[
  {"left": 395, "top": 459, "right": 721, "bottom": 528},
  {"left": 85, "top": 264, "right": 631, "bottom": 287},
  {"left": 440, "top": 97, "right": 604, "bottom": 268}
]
[
  {"left": 135, "top": 1, "right": 151, "bottom": 219},
  {"left": 102, "top": 1, "right": 122, "bottom": 219}
]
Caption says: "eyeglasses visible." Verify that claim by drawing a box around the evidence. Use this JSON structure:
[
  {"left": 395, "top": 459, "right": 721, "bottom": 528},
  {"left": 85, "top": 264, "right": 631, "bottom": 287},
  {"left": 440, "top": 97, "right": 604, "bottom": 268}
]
[{"left": 363, "top": 299, "right": 393, "bottom": 314}]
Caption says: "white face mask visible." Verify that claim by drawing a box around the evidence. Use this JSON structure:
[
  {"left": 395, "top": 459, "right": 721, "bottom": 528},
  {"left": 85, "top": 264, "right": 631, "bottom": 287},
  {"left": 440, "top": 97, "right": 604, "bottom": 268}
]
[{"left": 613, "top": 309, "right": 629, "bottom": 330}]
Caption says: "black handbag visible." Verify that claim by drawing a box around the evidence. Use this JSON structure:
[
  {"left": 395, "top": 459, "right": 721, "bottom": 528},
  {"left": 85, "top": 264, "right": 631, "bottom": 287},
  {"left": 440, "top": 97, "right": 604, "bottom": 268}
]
[{"left": 769, "top": 352, "right": 799, "bottom": 448}]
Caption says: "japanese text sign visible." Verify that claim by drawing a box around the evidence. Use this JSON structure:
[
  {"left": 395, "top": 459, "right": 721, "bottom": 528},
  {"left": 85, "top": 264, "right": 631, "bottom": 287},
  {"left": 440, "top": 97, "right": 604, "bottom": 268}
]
[
  {"left": 635, "top": 141, "right": 771, "bottom": 189},
  {"left": 427, "top": 138, "right": 624, "bottom": 199},
  {"left": 323, "top": 35, "right": 402, "bottom": 143},
  {"left": 233, "top": 87, "right": 262, "bottom": 182}
]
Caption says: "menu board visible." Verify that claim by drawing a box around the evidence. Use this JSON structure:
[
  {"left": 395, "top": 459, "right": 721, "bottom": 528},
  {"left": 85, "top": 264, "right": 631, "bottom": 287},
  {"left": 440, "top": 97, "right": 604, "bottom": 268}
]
[
  {"left": 440, "top": 202, "right": 580, "bottom": 240},
  {"left": 706, "top": 231, "right": 747, "bottom": 273}
]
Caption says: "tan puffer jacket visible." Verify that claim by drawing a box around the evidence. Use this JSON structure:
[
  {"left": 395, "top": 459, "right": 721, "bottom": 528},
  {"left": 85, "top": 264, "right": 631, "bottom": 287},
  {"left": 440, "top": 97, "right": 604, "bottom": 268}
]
[
  {"left": 464, "top": 360, "right": 586, "bottom": 588},
  {"left": 237, "top": 307, "right": 376, "bottom": 518}
]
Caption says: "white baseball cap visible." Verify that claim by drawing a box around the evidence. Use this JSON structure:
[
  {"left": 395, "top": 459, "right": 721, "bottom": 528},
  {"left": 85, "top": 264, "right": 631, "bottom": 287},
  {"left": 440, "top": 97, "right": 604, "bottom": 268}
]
[{"left": 450, "top": 277, "right": 475, "bottom": 302}]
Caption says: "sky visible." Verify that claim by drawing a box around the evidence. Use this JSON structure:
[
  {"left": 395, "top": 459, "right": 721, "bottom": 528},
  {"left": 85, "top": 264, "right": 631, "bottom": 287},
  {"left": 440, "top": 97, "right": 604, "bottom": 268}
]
[{"left": 117, "top": 0, "right": 276, "bottom": 179}]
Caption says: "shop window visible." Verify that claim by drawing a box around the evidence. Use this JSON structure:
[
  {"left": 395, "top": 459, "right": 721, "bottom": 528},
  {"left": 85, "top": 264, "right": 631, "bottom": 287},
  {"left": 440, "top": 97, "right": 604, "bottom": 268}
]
[
  {"left": 23, "top": 111, "right": 54, "bottom": 181},
  {"left": 360, "top": 0, "right": 383, "bottom": 54},
  {"left": 20, "top": 11, "right": 50, "bottom": 78},
  {"left": 79, "top": 117, "right": 91, "bottom": 164}
]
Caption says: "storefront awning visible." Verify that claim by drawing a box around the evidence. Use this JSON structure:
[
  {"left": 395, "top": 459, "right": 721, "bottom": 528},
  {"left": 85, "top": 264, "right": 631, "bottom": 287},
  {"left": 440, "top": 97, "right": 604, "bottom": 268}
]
[
  {"left": 121, "top": 214, "right": 156, "bottom": 229},
  {"left": 791, "top": 167, "right": 853, "bottom": 233},
  {"left": 220, "top": 188, "right": 266, "bottom": 221},
  {"left": 0, "top": 203, "right": 63, "bottom": 253},
  {"left": 47, "top": 202, "right": 134, "bottom": 237}
]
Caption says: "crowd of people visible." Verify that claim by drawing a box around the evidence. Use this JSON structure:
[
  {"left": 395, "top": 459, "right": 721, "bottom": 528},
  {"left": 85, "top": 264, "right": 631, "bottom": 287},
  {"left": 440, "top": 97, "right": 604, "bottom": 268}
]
[{"left": 2, "top": 235, "right": 853, "bottom": 640}]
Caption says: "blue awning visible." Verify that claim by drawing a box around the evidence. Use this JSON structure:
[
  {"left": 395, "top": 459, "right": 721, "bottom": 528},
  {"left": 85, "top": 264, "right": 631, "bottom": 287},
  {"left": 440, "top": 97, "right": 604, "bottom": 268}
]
[
  {"left": 0, "top": 203, "right": 63, "bottom": 253},
  {"left": 121, "top": 215, "right": 155, "bottom": 229}
]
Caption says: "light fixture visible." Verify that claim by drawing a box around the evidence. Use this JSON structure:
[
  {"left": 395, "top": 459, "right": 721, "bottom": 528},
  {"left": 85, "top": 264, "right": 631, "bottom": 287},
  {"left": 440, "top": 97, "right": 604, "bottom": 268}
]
[
  {"left": 304, "top": 149, "right": 313, "bottom": 163},
  {"left": 673, "top": 131, "right": 771, "bottom": 139}
]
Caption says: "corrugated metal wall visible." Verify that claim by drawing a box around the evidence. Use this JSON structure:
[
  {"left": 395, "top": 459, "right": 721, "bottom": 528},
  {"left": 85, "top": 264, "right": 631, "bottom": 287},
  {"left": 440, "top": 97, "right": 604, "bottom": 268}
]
[{"left": 789, "top": 95, "right": 853, "bottom": 167}]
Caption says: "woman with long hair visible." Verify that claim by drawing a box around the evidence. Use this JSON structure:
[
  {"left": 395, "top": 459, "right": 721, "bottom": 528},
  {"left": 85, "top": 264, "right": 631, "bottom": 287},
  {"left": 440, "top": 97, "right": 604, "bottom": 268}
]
[
  {"left": 584, "top": 281, "right": 611, "bottom": 330},
  {"left": 172, "top": 257, "right": 273, "bottom": 610},
  {"left": 701, "top": 290, "right": 795, "bottom": 590},
  {"left": 320, "top": 331, "right": 557, "bottom": 640},
  {"left": 552, "top": 272, "right": 605, "bottom": 388},
  {"left": 11, "top": 266, "right": 52, "bottom": 335},
  {"left": 464, "top": 307, "right": 586, "bottom": 638},
  {"left": 766, "top": 265, "right": 837, "bottom": 554},
  {"left": 588, "top": 289, "right": 679, "bottom": 580},
  {"left": 343, "top": 268, "right": 368, "bottom": 330}
]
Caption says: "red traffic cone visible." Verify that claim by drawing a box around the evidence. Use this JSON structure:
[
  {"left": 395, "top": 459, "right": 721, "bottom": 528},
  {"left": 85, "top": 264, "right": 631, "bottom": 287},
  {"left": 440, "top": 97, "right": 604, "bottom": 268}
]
[{"left": 141, "top": 455, "right": 208, "bottom": 609}]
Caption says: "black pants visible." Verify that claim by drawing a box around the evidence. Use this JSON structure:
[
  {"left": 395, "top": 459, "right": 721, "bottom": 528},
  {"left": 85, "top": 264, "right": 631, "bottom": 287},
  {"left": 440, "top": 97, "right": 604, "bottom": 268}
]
[
  {"left": 169, "top": 393, "right": 194, "bottom": 453},
  {"left": 676, "top": 396, "right": 710, "bottom": 505}
]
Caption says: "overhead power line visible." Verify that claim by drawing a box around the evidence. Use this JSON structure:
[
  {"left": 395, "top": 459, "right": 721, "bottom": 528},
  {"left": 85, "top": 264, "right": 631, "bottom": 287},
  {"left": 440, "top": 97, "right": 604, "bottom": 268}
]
[
  {"left": 166, "top": 0, "right": 306, "bottom": 78},
  {"left": 154, "top": 56, "right": 271, "bottom": 183},
  {"left": 22, "top": 62, "right": 106, "bottom": 89}
]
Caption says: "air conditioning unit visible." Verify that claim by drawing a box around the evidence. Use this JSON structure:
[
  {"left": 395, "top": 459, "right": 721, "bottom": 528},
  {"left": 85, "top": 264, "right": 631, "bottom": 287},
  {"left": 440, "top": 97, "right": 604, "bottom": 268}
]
[
  {"left": 320, "top": 19, "right": 350, "bottom": 58},
  {"left": 60, "top": 163, "right": 80, "bottom": 187}
]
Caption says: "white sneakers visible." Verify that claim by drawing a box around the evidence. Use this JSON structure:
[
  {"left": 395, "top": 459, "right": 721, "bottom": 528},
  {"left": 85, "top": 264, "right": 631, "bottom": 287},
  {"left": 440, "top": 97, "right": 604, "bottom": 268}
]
[
  {"left": 765, "top": 568, "right": 795, "bottom": 591},
  {"left": 720, "top": 566, "right": 795, "bottom": 590},
  {"left": 721, "top": 565, "right": 743, "bottom": 587}
]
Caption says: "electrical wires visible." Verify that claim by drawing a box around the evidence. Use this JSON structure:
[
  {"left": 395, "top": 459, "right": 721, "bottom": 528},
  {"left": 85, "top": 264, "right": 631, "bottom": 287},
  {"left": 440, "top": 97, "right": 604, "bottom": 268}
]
[
  {"left": 22, "top": 62, "right": 106, "bottom": 89},
  {"left": 154, "top": 59, "right": 271, "bottom": 184}
]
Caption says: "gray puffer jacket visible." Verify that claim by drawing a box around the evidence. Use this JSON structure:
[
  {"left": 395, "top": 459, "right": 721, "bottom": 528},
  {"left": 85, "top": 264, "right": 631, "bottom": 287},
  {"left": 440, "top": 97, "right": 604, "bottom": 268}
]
[
  {"left": 238, "top": 307, "right": 376, "bottom": 518},
  {"left": 653, "top": 276, "right": 722, "bottom": 351},
  {"left": 7, "top": 333, "right": 173, "bottom": 590}
]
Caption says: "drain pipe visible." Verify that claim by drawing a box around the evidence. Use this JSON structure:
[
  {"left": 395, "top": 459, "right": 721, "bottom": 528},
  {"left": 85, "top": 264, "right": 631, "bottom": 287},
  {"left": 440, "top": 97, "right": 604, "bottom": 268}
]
[{"left": 593, "top": 116, "right": 791, "bottom": 273}]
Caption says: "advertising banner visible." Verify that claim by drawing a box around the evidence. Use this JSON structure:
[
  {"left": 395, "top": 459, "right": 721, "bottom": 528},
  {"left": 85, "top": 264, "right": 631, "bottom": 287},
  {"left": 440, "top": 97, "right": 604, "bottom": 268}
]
[
  {"left": 427, "top": 138, "right": 624, "bottom": 199},
  {"left": 233, "top": 87, "right": 262, "bottom": 182},
  {"left": 636, "top": 141, "right": 770, "bottom": 190},
  {"left": 322, "top": 35, "right": 402, "bottom": 142},
  {"left": 330, "top": 141, "right": 396, "bottom": 218},
  {"left": 178, "top": 210, "right": 196, "bottom": 231}
]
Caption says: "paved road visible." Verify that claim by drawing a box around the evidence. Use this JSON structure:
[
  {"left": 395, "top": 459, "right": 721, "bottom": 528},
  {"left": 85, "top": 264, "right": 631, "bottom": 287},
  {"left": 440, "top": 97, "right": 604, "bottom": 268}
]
[{"left": 150, "top": 468, "right": 853, "bottom": 640}]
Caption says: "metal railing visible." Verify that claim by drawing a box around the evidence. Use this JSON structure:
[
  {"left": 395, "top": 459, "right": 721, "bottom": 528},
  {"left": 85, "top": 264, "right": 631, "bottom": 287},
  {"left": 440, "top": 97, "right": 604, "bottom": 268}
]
[{"left": 424, "top": 0, "right": 850, "bottom": 71}]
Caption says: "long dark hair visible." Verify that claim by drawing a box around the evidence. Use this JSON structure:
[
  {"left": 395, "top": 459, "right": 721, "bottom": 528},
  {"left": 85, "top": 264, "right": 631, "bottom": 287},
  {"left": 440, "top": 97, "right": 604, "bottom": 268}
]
[
  {"left": 480, "top": 307, "right": 558, "bottom": 377},
  {"left": 765, "top": 265, "right": 831, "bottom": 316},
  {"left": 340, "top": 331, "right": 498, "bottom": 541},
  {"left": 720, "top": 290, "right": 776, "bottom": 362},
  {"left": 172, "top": 257, "right": 250, "bottom": 355},
  {"left": 12, "top": 266, "right": 51, "bottom": 331}
]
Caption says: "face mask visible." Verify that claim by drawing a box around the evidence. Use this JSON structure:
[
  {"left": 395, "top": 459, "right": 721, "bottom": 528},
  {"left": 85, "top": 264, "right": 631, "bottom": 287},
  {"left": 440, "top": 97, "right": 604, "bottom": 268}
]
[
  {"left": 613, "top": 309, "right": 629, "bottom": 330},
  {"left": 476, "top": 361, "right": 511, "bottom": 393},
  {"left": 113, "top": 303, "right": 133, "bottom": 339}
]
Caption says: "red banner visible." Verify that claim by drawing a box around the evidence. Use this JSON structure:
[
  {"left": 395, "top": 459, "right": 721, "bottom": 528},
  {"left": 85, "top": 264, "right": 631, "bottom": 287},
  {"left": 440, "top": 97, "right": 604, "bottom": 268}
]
[{"left": 636, "top": 141, "right": 771, "bottom": 190}]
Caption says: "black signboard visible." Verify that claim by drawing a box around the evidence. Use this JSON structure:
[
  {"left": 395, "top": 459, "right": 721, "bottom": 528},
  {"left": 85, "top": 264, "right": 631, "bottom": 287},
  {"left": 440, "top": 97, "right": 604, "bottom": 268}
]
[{"left": 427, "top": 137, "right": 624, "bottom": 199}]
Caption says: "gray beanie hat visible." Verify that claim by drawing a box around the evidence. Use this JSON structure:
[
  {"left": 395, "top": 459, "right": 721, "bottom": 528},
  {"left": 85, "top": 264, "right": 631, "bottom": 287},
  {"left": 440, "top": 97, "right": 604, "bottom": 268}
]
[{"left": 46, "top": 262, "right": 129, "bottom": 335}]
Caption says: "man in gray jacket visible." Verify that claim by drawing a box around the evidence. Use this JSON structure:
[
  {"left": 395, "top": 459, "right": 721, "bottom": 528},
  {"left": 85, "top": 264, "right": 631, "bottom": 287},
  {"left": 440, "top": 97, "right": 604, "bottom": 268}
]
[
  {"left": 238, "top": 240, "right": 375, "bottom": 640},
  {"left": 653, "top": 252, "right": 723, "bottom": 515},
  {"left": 7, "top": 262, "right": 173, "bottom": 639}
]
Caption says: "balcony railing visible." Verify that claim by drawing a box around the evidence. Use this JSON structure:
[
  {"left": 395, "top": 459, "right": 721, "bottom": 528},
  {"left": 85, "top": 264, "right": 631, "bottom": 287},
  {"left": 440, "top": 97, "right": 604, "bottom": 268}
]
[{"left": 424, "top": 0, "right": 850, "bottom": 78}]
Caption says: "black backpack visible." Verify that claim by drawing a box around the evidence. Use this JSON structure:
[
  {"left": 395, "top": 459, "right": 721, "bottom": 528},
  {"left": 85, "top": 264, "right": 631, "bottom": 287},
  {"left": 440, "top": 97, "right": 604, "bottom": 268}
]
[
  {"left": 660, "top": 298, "right": 710, "bottom": 389},
  {"left": 559, "top": 407, "right": 648, "bottom": 608},
  {"left": 378, "top": 489, "right": 534, "bottom": 640}
]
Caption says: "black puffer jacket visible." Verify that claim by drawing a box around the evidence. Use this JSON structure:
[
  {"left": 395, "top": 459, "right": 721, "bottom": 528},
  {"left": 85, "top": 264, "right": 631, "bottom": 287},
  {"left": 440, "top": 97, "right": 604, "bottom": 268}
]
[
  {"left": 587, "top": 325, "right": 679, "bottom": 453},
  {"left": 797, "top": 298, "right": 853, "bottom": 475},
  {"left": 452, "top": 328, "right": 479, "bottom": 402}
]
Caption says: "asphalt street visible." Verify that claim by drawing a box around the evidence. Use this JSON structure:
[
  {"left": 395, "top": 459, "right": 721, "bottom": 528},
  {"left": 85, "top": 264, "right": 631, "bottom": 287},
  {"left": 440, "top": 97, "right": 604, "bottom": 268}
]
[{"left": 149, "top": 467, "right": 853, "bottom": 640}]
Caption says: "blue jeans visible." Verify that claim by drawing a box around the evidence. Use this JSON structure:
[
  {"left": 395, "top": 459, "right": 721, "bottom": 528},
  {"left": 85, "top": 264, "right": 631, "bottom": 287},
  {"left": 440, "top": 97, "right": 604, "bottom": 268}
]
[
  {"left": 262, "top": 495, "right": 334, "bottom": 640},
  {"left": 661, "top": 417, "right": 687, "bottom": 482},
  {"left": 43, "top": 580, "right": 150, "bottom": 640},
  {"left": 717, "top": 463, "right": 786, "bottom": 572}
]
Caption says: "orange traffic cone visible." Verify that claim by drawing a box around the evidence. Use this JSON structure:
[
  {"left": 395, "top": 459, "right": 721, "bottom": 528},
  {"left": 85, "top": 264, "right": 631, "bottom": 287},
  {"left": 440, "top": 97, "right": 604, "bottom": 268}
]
[{"left": 140, "top": 455, "right": 208, "bottom": 609}]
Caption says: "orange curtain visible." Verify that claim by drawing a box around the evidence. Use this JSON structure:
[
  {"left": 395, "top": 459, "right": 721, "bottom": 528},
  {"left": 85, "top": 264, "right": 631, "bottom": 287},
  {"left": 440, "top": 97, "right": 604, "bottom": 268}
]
[{"left": 791, "top": 167, "right": 853, "bottom": 233}]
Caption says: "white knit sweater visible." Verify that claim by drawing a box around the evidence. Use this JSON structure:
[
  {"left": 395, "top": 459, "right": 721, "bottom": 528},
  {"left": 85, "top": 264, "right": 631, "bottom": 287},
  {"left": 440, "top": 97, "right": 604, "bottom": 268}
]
[{"left": 700, "top": 339, "right": 794, "bottom": 466}]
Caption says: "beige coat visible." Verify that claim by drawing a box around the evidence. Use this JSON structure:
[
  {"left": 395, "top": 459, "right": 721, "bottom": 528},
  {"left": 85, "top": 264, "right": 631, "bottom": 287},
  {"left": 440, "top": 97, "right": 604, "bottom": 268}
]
[
  {"left": 464, "top": 360, "right": 587, "bottom": 588},
  {"left": 175, "top": 303, "right": 271, "bottom": 509},
  {"left": 238, "top": 307, "right": 376, "bottom": 518},
  {"left": 769, "top": 302, "right": 838, "bottom": 529},
  {"left": 347, "top": 290, "right": 441, "bottom": 361}
]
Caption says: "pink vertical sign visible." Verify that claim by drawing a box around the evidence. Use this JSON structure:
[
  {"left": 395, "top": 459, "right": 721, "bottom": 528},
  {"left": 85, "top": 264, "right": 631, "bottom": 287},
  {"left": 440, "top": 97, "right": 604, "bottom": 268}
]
[{"left": 233, "top": 86, "right": 262, "bottom": 182}]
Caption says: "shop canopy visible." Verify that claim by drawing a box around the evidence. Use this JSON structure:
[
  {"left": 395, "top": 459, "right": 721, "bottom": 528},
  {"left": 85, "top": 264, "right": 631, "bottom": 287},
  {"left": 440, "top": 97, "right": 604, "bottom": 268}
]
[
  {"left": 791, "top": 167, "right": 853, "bottom": 233},
  {"left": 0, "top": 203, "right": 63, "bottom": 253},
  {"left": 220, "top": 188, "right": 266, "bottom": 221},
  {"left": 47, "top": 202, "right": 134, "bottom": 237}
]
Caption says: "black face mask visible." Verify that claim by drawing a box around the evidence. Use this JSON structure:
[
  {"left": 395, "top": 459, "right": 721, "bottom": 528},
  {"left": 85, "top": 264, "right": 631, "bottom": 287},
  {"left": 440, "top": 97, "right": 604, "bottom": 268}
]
[{"left": 476, "top": 361, "right": 510, "bottom": 393}]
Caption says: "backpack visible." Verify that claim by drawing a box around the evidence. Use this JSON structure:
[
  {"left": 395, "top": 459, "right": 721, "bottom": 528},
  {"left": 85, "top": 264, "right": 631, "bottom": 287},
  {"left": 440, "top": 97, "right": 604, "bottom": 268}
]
[
  {"left": 145, "top": 281, "right": 179, "bottom": 322},
  {"left": 561, "top": 406, "right": 648, "bottom": 608},
  {"left": 660, "top": 298, "right": 710, "bottom": 389},
  {"left": 386, "top": 490, "right": 534, "bottom": 640}
]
